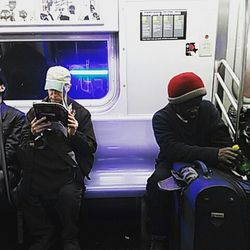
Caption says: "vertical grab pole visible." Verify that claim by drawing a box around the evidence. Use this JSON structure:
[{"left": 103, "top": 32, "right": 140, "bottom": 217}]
[{"left": 235, "top": 0, "right": 250, "bottom": 142}]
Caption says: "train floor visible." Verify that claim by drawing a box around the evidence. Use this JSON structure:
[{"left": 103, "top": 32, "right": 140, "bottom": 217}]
[{"left": 0, "top": 197, "right": 149, "bottom": 250}]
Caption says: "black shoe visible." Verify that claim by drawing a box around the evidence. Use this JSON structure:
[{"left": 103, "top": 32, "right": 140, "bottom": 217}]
[
  {"left": 149, "top": 235, "right": 168, "bottom": 250},
  {"left": 64, "top": 239, "right": 81, "bottom": 250}
]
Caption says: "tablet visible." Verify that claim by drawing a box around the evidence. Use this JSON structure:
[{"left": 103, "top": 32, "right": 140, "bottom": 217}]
[{"left": 33, "top": 102, "right": 68, "bottom": 127}]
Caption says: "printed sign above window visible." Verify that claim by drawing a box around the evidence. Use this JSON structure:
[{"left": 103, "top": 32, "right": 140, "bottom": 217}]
[
  {"left": 0, "top": 0, "right": 102, "bottom": 25},
  {"left": 140, "top": 10, "right": 187, "bottom": 41}
]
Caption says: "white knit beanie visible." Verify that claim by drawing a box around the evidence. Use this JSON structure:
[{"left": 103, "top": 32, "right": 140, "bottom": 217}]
[{"left": 44, "top": 66, "right": 71, "bottom": 92}]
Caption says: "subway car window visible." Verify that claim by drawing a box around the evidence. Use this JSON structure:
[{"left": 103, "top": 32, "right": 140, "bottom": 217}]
[{"left": 0, "top": 37, "right": 113, "bottom": 102}]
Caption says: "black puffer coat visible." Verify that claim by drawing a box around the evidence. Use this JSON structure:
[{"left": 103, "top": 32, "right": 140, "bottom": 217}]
[{"left": 18, "top": 97, "right": 97, "bottom": 194}]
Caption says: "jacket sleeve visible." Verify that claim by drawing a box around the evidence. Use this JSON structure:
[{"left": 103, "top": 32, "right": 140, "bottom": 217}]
[
  {"left": 69, "top": 110, "right": 97, "bottom": 155},
  {"left": 68, "top": 109, "right": 97, "bottom": 176},
  {"left": 19, "top": 108, "right": 35, "bottom": 150},
  {"left": 153, "top": 112, "right": 219, "bottom": 166},
  {"left": 4, "top": 110, "right": 25, "bottom": 166}
]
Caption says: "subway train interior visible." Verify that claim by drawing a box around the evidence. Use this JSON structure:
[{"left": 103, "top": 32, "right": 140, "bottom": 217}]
[{"left": 0, "top": 0, "right": 249, "bottom": 249}]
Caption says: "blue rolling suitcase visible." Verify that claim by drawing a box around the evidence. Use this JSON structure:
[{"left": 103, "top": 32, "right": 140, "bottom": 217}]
[{"left": 171, "top": 161, "right": 248, "bottom": 250}]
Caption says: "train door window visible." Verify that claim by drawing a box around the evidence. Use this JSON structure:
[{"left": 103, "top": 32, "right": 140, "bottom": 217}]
[{"left": 0, "top": 33, "right": 118, "bottom": 112}]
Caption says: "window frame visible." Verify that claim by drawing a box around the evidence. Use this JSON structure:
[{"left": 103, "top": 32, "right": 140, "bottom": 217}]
[{"left": 1, "top": 32, "right": 119, "bottom": 113}]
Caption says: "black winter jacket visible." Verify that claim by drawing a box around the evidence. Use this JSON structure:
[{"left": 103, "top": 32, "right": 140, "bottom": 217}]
[
  {"left": 0, "top": 102, "right": 25, "bottom": 168},
  {"left": 19, "top": 97, "right": 97, "bottom": 194},
  {"left": 153, "top": 100, "right": 233, "bottom": 168}
]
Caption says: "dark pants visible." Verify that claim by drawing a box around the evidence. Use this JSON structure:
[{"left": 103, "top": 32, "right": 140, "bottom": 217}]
[
  {"left": 21, "top": 181, "right": 83, "bottom": 250},
  {"left": 146, "top": 162, "right": 174, "bottom": 238}
]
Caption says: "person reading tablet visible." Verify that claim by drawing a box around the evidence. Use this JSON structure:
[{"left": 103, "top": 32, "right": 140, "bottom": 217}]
[
  {"left": 33, "top": 102, "right": 68, "bottom": 127},
  {"left": 18, "top": 66, "right": 97, "bottom": 250}
]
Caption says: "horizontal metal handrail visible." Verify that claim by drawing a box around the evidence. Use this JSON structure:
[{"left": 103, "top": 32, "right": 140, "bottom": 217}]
[
  {"left": 218, "top": 59, "right": 240, "bottom": 88},
  {"left": 214, "top": 93, "right": 236, "bottom": 134},
  {"left": 214, "top": 59, "right": 241, "bottom": 137},
  {"left": 215, "top": 72, "right": 238, "bottom": 110}
]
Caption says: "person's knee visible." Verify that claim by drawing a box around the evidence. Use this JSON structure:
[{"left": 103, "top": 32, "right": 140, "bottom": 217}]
[
  {"left": 58, "top": 184, "right": 82, "bottom": 204},
  {"left": 151, "top": 164, "right": 171, "bottom": 181},
  {"left": 147, "top": 166, "right": 171, "bottom": 191}
]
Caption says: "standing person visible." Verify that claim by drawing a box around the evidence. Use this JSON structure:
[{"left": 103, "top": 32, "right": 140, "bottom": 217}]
[
  {"left": 18, "top": 66, "right": 97, "bottom": 250},
  {"left": 146, "top": 72, "right": 239, "bottom": 250}
]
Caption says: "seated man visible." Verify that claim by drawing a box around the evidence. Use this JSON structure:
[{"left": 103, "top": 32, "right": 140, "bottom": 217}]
[
  {"left": 0, "top": 72, "right": 25, "bottom": 201},
  {"left": 146, "top": 72, "right": 239, "bottom": 250},
  {"left": 18, "top": 66, "right": 97, "bottom": 250},
  {"left": 0, "top": 72, "right": 24, "bottom": 249}
]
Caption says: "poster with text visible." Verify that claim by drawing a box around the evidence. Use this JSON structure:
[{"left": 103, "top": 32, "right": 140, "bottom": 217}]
[{"left": 140, "top": 10, "right": 187, "bottom": 41}]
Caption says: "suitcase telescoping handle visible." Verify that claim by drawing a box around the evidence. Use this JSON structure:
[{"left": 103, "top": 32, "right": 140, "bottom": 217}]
[{"left": 194, "top": 160, "right": 210, "bottom": 178}]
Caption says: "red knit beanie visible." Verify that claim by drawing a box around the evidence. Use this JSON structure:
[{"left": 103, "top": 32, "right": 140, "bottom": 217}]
[{"left": 168, "top": 72, "right": 207, "bottom": 104}]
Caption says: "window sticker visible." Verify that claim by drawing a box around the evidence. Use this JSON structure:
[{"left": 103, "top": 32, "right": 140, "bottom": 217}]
[{"left": 186, "top": 42, "right": 198, "bottom": 56}]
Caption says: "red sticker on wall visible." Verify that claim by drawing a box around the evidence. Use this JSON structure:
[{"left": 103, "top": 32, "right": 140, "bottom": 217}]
[{"left": 186, "top": 42, "right": 198, "bottom": 56}]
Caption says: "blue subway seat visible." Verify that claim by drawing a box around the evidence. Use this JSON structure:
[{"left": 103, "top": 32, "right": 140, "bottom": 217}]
[
  {"left": 85, "top": 157, "right": 155, "bottom": 198},
  {"left": 84, "top": 118, "right": 157, "bottom": 199}
]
